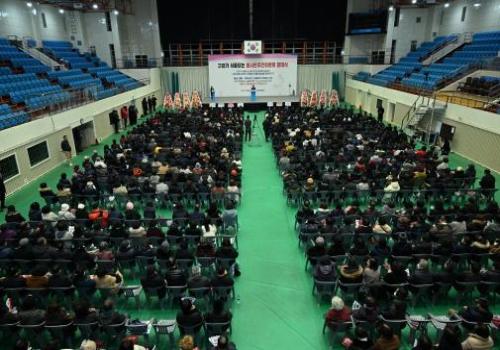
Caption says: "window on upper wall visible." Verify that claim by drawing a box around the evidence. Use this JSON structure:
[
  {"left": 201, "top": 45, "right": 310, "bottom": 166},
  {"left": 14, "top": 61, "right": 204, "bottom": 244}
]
[
  {"left": 461, "top": 6, "right": 467, "bottom": 22},
  {"left": 105, "top": 11, "right": 112, "bottom": 31},
  {"left": 41, "top": 13, "right": 47, "bottom": 28},
  {"left": 0, "top": 154, "right": 19, "bottom": 181},
  {"left": 416, "top": 17, "right": 421, "bottom": 23},
  {"left": 27, "top": 141, "right": 50, "bottom": 167},
  {"left": 394, "top": 7, "right": 400, "bottom": 27}
]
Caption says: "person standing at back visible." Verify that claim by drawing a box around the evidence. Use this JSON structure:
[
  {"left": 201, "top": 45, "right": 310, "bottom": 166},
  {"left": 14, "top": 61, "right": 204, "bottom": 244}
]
[
  {"left": 120, "top": 105, "right": 128, "bottom": 129},
  {"left": 377, "top": 104, "right": 384, "bottom": 123},
  {"left": 141, "top": 97, "right": 148, "bottom": 115},
  {"left": 479, "top": 169, "right": 496, "bottom": 197},
  {"left": 244, "top": 116, "right": 252, "bottom": 141},
  {"left": 61, "top": 135, "right": 72, "bottom": 166}
]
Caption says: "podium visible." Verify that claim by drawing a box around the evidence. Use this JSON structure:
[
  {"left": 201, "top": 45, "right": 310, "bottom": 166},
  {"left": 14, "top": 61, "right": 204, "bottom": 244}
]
[{"left": 250, "top": 88, "right": 256, "bottom": 101}]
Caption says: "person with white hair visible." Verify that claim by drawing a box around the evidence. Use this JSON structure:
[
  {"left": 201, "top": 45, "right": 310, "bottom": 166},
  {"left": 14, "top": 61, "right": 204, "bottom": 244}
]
[
  {"left": 57, "top": 203, "right": 75, "bottom": 221},
  {"left": 325, "top": 296, "right": 351, "bottom": 324},
  {"left": 94, "top": 157, "right": 107, "bottom": 169},
  {"left": 124, "top": 201, "right": 141, "bottom": 221},
  {"left": 187, "top": 264, "right": 211, "bottom": 290}
]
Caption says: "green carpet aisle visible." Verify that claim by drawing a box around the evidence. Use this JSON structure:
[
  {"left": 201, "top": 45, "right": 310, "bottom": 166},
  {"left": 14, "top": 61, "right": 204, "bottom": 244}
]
[{"left": 231, "top": 111, "right": 327, "bottom": 349}]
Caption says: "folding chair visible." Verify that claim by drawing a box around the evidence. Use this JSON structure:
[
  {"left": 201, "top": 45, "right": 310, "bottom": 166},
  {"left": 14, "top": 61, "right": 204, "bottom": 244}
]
[
  {"left": 152, "top": 320, "right": 176, "bottom": 349},
  {"left": 312, "top": 280, "right": 337, "bottom": 302},
  {"left": 204, "top": 321, "right": 232, "bottom": 348},
  {"left": 379, "top": 315, "right": 407, "bottom": 337},
  {"left": 121, "top": 285, "right": 142, "bottom": 310}
]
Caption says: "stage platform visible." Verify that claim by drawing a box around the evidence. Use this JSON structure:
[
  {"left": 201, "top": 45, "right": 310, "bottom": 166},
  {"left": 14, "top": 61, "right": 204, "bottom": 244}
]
[
  {"left": 202, "top": 95, "right": 299, "bottom": 111},
  {"left": 204, "top": 95, "right": 298, "bottom": 104}
]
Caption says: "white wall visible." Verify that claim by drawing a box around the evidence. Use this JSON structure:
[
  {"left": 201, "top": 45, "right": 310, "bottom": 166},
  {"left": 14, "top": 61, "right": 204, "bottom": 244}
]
[
  {"left": 436, "top": 0, "right": 500, "bottom": 36},
  {"left": 117, "top": 0, "right": 162, "bottom": 62},
  {"left": 80, "top": 12, "right": 116, "bottom": 65},
  {"left": 344, "top": 34, "right": 386, "bottom": 58},
  {"left": 385, "top": 7, "right": 435, "bottom": 62},
  {"left": 0, "top": 0, "right": 67, "bottom": 41}
]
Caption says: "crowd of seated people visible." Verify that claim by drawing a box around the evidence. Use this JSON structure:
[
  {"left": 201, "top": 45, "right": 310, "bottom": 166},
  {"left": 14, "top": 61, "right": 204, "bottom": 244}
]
[
  {"left": 0, "top": 107, "right": 244, "bottom": 349},
  {"left": 268, "top": 106, "right": 498, "bottom": 349}
]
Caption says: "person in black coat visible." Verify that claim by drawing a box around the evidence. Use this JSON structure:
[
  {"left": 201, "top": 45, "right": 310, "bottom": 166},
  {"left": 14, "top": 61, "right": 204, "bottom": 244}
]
[
  {"left": 18, "top": 295, "right": 45, "bottom": 325},
  {"left": 141, "top": 98, "right": 148, "bottom": 115},
  {"left": 459, "top": 297, "right": 494, "bottom": 326},
  {"left": 176, "top": 298, "right": 203, "bottom": 334},
  {"left": 48, "top": 266, "right": 73, "bottom": 289},
  {"left": 128, "top": 105, "right": 138, "bottom": 125},
  {"left": 1, "top": 268, "right": 26, "bottom": 288},
  {"left": 165, "top": 257, "right": 187, "bottom": 287},
  {"left": 436, "top": 324, "right": 462, "bottom": 350},
  {"left": 148, "top": 96, "right": 154, "bottom": 113},
  {"left": 204, "top": 298, "right": 232, "bottom": 331},
  {"left": 187, "top": 265, "right": 211, "bottom": 290},
  {"left": 215, "top": 238, "right": 239, "bottom": 260},
  {"left": 409, "top": 259, "right": 433, "bottom": 285},
  {"left": 479, "top": 169, "right": 495, "bottom": 197},
  {"left": 4, "top": 205, "right": 25, "bottom": 224},
  {"left": 141, "top": 265, "right": 166, "bottom": 298},
  {"left": 28, "top": 202, "right": 42, "bottom": 222},
  {"left": 211, "top": 266, "right": 234, "bottom": 288}
]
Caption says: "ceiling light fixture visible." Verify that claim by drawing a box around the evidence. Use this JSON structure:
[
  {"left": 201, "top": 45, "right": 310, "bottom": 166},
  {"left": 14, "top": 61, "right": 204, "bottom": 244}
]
[
  {"left": 92, "top": 4, "right": 98, "bottom": 9},
  {"left": 444, "top": 3, "right": 450, "bottom": 8},
  {"left": 113, "top": 9, "right": 119, "bottom": 15},
  {"left": 388, "top": 5, "right": 394, "bottom": 11},
  {"left": 26, "top": 2, "right": 32, "bottom": 7},
  {"left": 473, "top": 2, "right": 481, "bottom": 7},
  {"left": 59, "top": 8, "right": 64, "bottom": 14}
]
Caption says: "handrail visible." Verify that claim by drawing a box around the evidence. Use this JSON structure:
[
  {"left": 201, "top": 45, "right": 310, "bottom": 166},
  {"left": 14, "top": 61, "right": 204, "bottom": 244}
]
[{"left": 400, "top": 94, "right": 423, "bottom": 130}]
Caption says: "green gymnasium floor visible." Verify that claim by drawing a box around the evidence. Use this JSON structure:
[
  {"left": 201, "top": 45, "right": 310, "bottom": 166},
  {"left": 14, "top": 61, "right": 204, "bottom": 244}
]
[{"left": 2, "top": 110, "right": 500, "bottom": 349}]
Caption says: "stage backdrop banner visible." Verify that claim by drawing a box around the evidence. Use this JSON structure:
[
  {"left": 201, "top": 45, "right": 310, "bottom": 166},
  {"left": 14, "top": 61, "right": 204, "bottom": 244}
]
[{"left": 208, "top": 54, "right": 297, "bottom": 97}]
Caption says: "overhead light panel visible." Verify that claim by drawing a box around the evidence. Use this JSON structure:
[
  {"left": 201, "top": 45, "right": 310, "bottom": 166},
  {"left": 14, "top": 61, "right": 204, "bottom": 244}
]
[
  {"left": 389, "top": 5, "right": 394, "bottom": 11},
  {"left": 113, "top": 10, "right": 119, "bottom": 15},
  {"left": 92, "top": 4, "right": 99, "bottom": 9},
  {"left": 412, "top": 0, "right": 417, "bottom": 4},
  {"left": 59, "top": 8, "right": 64, "bottom": 14},
  {"left": 444, "top": 3, "right": 450, "bottom": 8},
  {"left": 26, "top": 2, "right": 32, "bottom": 7},
  {"left": 473, "top": 2, "right": 481, "bottom": 7}
]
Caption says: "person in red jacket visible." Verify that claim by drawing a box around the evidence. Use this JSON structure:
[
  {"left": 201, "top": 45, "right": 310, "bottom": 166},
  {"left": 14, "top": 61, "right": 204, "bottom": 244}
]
[
  {"left": 120, "top": 106, "right": 129, "bottom": 129},
  {"left": 325, "top": 296, "right": 351, "bottom": 326}
]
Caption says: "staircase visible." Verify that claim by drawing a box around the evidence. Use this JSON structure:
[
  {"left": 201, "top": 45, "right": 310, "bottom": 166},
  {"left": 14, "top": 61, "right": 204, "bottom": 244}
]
[
  {"left": 20, "top": 46, "right": 65, "bottom": 70},
  {"left": 401, "top": 94, "right": 447, "bottom": 143},
  {"left": 422, "top": 33, "right": 468, "bottom": 65}
]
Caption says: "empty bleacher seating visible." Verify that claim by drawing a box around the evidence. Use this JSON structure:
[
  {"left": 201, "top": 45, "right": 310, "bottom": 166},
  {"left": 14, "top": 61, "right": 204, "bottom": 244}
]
[
  {"left": 367, "top": 36, "right": 456, "bottom": 87},
  {"left": 0, "top": 37, "right": 144, "bottom": 131},
  {"left": 401, "top": 30, "right": 500, "bottom": 90}
]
